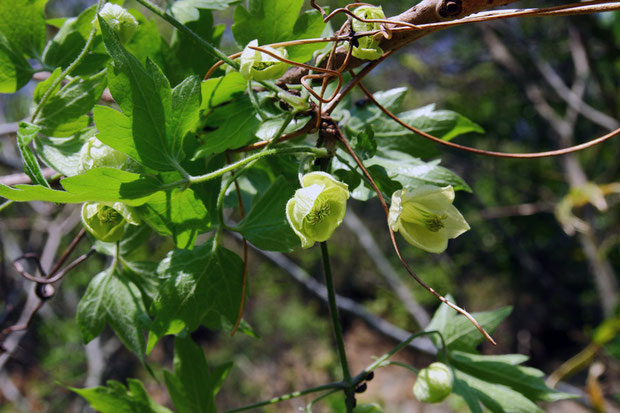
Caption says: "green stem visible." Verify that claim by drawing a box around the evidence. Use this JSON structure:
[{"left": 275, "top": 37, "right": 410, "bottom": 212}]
[
  {"left": 160, "top": 147, "right": 329, "bottom": 190},
  {"left": 384, "top": 360, "right": 419, "bottom": 374},
  {"left": 224, "top": 382, "right": 343, "bottom": 413},
  {"left": 32, "top": 0, "right": 105, "bottom": 122},
  {"left": 0, "top": 200, "right": 14, "bottom": 213},
  {"left": 320, "top": 242, "right": 355, "bottom": 412},
  {"left": 134, "top": 0, "right": 238, "bottom": 69},
  {"left": 192, "top": 146, "right": 329, "bottom": 184},
  {"left": 305, "top": 389, "right": 341, "bottom": 412}
]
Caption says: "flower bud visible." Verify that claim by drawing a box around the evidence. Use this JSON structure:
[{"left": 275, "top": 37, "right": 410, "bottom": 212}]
[
  {"left": 81, "top": 202, "right": 140, "bottom": 243},
  {"left": 78, "top": 137, "right": 130, "bottom": 174},
  {"left": 413, "top": 362, "right": 454, "bottom": 403},
  {"left": 97, "top": 3, "right": 139, "bottom": 44},
  {"left": 240, "top": 40, "right": 289, "bottom": 81},
  {"left": 350, "top": 6, "right": 385, "bottom": 60},
  {"left": 388, "top": 185, "right": 469, "bottom": 253},
  {"left": 286, "top": 172, "right": 350, "bottom": 249},
  {"left": 353, "top": 403, "right": 383, "bottom": 413}
]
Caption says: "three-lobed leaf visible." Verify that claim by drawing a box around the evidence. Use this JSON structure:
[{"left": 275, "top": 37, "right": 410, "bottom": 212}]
[{"left": 98, "top": 16, "right": 201, "bottom": 172}]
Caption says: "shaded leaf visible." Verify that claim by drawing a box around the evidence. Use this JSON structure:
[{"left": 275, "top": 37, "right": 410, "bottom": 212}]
[
  {"left": 16, "top": 122, "right": 50, "bottom": 188},
  {"left": 148, "top": 239, "right": 243, "bottom": 352},
  {"left": 237, "top": 176, "right": 300, "bottom": 251},
  {"left": 72, "top": 378, "right": 172, "bottom": 413}
]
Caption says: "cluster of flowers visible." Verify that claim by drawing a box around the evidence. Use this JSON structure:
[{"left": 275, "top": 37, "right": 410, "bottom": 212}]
[{"left": 287, "top": 171, "right": 470, "bottom": 253}]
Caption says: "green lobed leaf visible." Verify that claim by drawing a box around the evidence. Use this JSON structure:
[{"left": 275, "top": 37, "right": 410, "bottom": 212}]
[
  {"left": 0, "top": 33, "right": 34, "bottom": 93},
  {"left": 237, "top": 176, "right": 301, "bottom": 252},
  {"left": 42, "top": 6, "right": 100, "bottom": 72},
  {"left": 16, "top": 122, "right": 50, "bottom": 188},
  {"left": 195, "top": 95, "right": 260, "bottom": 157},
  {"left": 136, "top": 187, "right": 210, "bottom": 249},
  {"left": 0, "top": 0, "right": 47, "bottom": 58},
  {"left": 99, "top": 16, "right": 186, "bottom": 172},
  {"left": 426, "top": 298, "right": 511, "bottom": 352},
  {"left": 0, "top": 168, "right": 162, "bottom": 206},
  {"left": 453, "top": 370, "right": 544, "bottom": 413},
  {"left": 76, "top": 268, "right": 150, "bottom": 363},
  {"left": 36, "top": 71, "right": 107, "bottom": 137},
  {"left": 344, "top": 88, "right": 484, "bottom": 159},
  {"left": 449, "top": 351, "right": 575, "bottom": 403},
  {"left": 164, "top": 6, "right": 225, "bottom": 85},
  {"left": 148, "top": 239, "right": 243, "bottom": 352},
  {"left": 200, "top": 72, "right": 247, "bottom": 111},
  {"left": 351, "top": 125, "right": 377, "bottom": 160},
  {"left": 232, "top": 0, "right": 325, "bottom": 62},
  {"left": 169, "top": 75, "right": 202, "bottom": 151},
  {"left": 72, "top": 379, "right": 173, "bottom": 413},
  {"left": 164, "top": 336, "right": 231, "bottom": 413}
]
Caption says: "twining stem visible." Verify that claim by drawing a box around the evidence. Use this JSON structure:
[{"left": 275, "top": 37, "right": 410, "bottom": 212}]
[
  {"left": 320, "top": 242, "right": 355, "bottom": 412},
  {"left": 223, "top": 382, "right": 343, "bottom": 413},
  {"left": 134, "top": 0, "right": 238, "bottom": 69},
  {"left": 31, "top": 0, "right": 106, "bottom": 121}
]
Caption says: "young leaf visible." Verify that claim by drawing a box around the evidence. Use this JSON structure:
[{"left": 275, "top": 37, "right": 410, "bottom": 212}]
[
  {"left": 0, "top": 168, "right": 161, "bottom": 206},
  {"left": 237, "top": 176, "right": 301, "bottom": 252},
  {"left": 16, "top": 122, "right": 50, "bottom": 188},
  {"left": 36, "top": 71, "right": 107, "bottom": 137},
  {"left": 0, "top": 33, "right": 34, "bottom": 93},
  {"left": 0, "top": 0, "right": 47, "bottom": 59},
  {"left": 148, "top": 239, "right": 243, "bottom": 352},
  {"left": 76, "top": 268, "right": 150, "bottom": 363},
  {"left": 136, "top": 187, "right": 210, "bottom": 249},
  {"left": 232, "top": 0, "right": 325, "bottom": 62},
  {"left": 351, "top": 125, "right": 377, "bottom": 160},
  {"left": 72, "top": 378, "right": 173, "bottom": 413}
]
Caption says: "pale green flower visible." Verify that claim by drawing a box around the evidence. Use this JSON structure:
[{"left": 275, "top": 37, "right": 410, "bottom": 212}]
[
  {"left": 78, "top": 137, "right": 129, "bottom": 174},
  {"left": 350, "top": 6, "right": 385, "bottom": 60},
  {"left": 413, "top": 362, "right": 454, "bottom": 403},
  {"left": 286, "top": 172, "right": 350, "bottom": 249},
  {"left": 240, "top": 40, "right": 289, "bottom": 81},
  {"left": 97, "top": 3, "right": 138, "bottom": 44},
  {"left": 81, "top": 202, "right": 140, "bottom": 243},
  {"left": 388, "top": 185, "right": 470, "bottom": 253}
]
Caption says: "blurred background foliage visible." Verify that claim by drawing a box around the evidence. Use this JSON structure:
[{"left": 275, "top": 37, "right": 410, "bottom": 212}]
[{"left": 0, "top": 0, "right": 618, "bottom": 412}]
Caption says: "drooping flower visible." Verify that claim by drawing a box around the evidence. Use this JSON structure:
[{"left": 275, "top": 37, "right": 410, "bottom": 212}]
[
  {"left": 81, "top": 202, "right": 140, "bottom": 243},
  {"left": 97, "top": 3, "right": 139, "bottom": 44},
  {"left": 413, "top": 362, "right": 454, "bottom": 403},
  {"left": 350, "top": 5, "right": 385, "bottom": 60},
  {"left": 286, "top": 172, "right": 350, "bottom": 249},
  {"left": 388, "top": 185, "right": 470, "bottom": 253},
  {"left": 78, "top": 136, "right": 129, "bottom": 174},
  {"left": 240, "top": 40, "right": 289, "bottom": 81}
]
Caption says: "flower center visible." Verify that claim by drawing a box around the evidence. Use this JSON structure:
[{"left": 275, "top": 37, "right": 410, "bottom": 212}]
[
  {"left": 306, "top": 201, "right": 330, "bottom": 225},
  {"left": 412, "top": 206, "right": 447, "bottom": 232},
  {"left": 98, "top": 206, "right": 122, "bottom": 225},
  {"left": 253, "top": 61, "right": 277, "bottom": 71}
]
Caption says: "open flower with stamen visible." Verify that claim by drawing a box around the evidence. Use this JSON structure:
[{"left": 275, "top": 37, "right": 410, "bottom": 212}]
[
  {"left": 286, "top": 172, "right": 350, "bottom": 249},
  {"left": 81, "top": 202, "right": 140, "bottom": 243},
  {"left": 388, "top": 185, "right": 470, "bottom": 253}
]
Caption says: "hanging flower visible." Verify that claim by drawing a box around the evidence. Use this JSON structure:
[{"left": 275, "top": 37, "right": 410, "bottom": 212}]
[
  {"left": 239, "top": 39, "right": 289, "bottom": 81},
  {"left": 81, "top": 202, "right": 140, "bottom": 243},
  {"left": 388, "top": 185, "right": 470, "bottom": 253},
  {"left": 413, "top": 362, "right": 454, "bottom": 403},
  {"left": 286, "top": 172, "right": 350, "bottom": 249},
  {"left": 97, "top": 3, "right": 139, "bottom": 44},
  {"left": 350, "top": 5, "right": 385, "bottom": 60}
]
